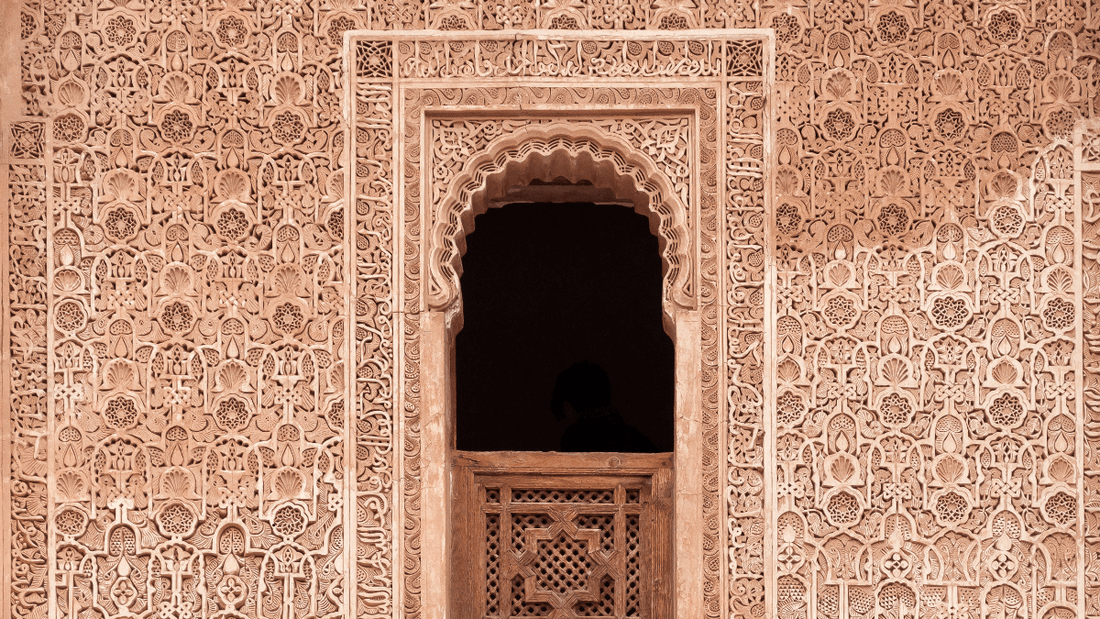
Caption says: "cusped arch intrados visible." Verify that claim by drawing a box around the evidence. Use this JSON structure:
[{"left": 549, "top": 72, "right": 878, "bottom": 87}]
[{"left": 427, "top": 123, "right": 695, "bottom": 327}]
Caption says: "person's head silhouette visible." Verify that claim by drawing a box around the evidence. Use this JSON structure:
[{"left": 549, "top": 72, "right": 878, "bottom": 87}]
[
  {"left": 551, "top": 361, "right": 611, "bottom": 419},
  {"left": 551, "top": 361, "right": 657, "bottom": 452}
]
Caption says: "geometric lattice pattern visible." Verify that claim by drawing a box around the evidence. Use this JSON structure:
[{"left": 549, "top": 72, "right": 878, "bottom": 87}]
[{"left": 473, "top": 469, "right": 660, "bottom": 619}]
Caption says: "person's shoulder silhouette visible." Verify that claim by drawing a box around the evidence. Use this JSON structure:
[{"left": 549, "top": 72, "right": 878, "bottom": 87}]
[{"left": 551, "top": 361, "right": 658, "bottom": 453}]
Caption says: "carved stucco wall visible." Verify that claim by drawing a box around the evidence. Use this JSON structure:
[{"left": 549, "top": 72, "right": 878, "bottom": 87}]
[{"left": 1, "top": 2, "right": 1099, "bottom": 619}]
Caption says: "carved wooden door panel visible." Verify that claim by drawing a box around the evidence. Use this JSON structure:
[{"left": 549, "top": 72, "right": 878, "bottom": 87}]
[{"left": 452, "top": 453, "right": 672, "bottom": 619}]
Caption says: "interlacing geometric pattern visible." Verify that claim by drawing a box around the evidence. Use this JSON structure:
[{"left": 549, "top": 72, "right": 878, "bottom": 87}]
[
  {"left": 3, "top": 2, "right": 1100, "bottom": 619},
  {"left": 6, "top": 4, "right": 352, "bottom": 619},
  {"left": 479, "top": 482, "right": 648, "bottom": 618},
  {"left": 773, "top": 146, "right": 1081, "bottom": 616}
]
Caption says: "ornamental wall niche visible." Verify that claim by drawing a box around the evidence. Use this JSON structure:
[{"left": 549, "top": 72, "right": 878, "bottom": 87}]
[
  {"left": 1, "top": 2, "right": 1100, "bottom": 619},
  {"left": 349, "top": 30, "right": 770, "bottom": 619}
]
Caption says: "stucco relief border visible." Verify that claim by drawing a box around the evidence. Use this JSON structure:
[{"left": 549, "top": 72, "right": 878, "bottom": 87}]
[
  {"left": 1076, "top": 118, "right": 1100, "bottom": 615},
  {"left": 1, "top": 2, "right": 41, "bottom": 617},
  {"left": 346, "top": 29, "right": 773, "bottom": 619}
]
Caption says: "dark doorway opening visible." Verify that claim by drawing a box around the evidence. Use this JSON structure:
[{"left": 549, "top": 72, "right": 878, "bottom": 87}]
[{"left": 455, "top": 202, "right": 675, "bottom": 452}]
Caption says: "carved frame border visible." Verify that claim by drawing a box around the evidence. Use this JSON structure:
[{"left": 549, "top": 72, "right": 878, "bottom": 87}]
[
  {"left": 1077, "top": 118, "right": 1100, "bottom": 619},
  {"left": 346, "top": 29, "right": 773, "bottom": 619}
]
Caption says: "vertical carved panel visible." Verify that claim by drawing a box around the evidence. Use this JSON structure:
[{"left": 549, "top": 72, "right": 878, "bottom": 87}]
[
  {"left": 4, "top": 157, "right": 49, "bottom": 619},
  {"left": 1080, "top": 120, "right": 1100, "bottom": 619},
  {"left": 5, "top": 2, "right": 355, "bottom": 619},
  {"left": 353, "top": 42, "right": 396, "bottom": 619},
  {"left": 4, "top": 122, "right": 49, "bottom": 619},
  {"left": 767, "top": 0, "right": 1091, "bottom": 608},
  {"left": 399, "top": 75, "right": 425, "bottom": 619},
  {"left": 772, "top": 184, "right": 1082, "bottom": 617},
  {"left": 724, "top": 63, "right": 768, "bottom": 619},
  {"left": 762, "top": 0, "right": 1097, "bottom": 615},
  {"left": 3, "top": 2, "right": 49, "bottom": 615},
  {"left": 5, "top": 2, "right": 52, "bottom": 618}
]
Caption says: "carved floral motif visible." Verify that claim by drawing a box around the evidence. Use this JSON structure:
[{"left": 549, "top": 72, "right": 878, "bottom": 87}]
[{"left": 766, "top": 0, "right": 1095, "bottom": 612}]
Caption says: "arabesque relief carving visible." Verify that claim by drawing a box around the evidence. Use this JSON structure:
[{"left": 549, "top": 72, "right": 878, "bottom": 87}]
[
  {"left": 2, "top": 1, "right": 1099, "bottom": 619},
  {"left": 773, "top": 144, "right": 1081, "bottom": 616},
  {"left": 766, "top": 2, "right": 1096, "bottom": 614},
  {"left": 6, "top": 3, "right": 353, "bottom": 619}
]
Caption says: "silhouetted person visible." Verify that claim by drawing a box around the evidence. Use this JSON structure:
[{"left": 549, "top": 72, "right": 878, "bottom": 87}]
[{"left": 551, "top": 362, "right": 658, "bottom": 453}]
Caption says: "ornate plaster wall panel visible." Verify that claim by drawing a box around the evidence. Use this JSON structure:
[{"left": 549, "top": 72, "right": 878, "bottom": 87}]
[
  {"left": 349, "top": 30, "right": 769, "bottom": 619},
  {"left": 765, "top": 0, "right": 1097, "bottom": 615},
  {"left": 2, "top": 3, "right": 355, "bottom": 619},
  {"left": 772, "top": 139, "right": 1083, "bottom": 617},
  {"left": 2, "top": 1, "right": 1100, "bottom": 619}
]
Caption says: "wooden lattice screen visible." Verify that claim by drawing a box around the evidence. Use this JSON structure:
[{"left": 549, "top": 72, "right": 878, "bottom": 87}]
[{"left": 451, "top": 453, "right": 672, "bottom": 619}]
